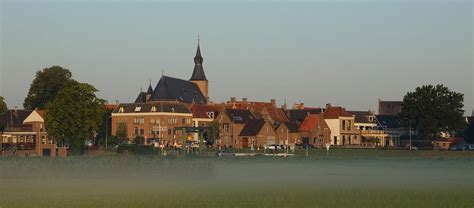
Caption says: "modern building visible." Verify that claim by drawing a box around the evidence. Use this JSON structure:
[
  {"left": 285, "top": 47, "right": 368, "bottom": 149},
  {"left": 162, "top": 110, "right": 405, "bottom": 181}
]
[{"left": 322, "top": 104, "right": 361, "bottom": 146}]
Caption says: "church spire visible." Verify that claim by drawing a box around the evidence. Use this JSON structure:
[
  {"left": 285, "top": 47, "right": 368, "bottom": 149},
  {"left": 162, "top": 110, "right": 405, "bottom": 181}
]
[{"left": 190, "top": 36, "right": 207, "bottom": 81}]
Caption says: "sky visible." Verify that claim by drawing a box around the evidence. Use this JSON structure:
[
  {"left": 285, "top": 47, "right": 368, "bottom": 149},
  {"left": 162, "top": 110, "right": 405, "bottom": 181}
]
[{"left": 1, "top": 0, "right": 473, "bottom": 115}]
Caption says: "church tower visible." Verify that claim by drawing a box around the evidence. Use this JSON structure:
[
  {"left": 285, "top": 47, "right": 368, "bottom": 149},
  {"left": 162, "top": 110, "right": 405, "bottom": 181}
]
[{"left": 190, "top": 38, "right": 209, "bottom": 102}]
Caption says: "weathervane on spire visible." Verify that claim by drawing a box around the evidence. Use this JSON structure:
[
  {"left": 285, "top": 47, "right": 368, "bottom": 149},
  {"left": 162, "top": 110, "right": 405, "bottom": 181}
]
[{"left": 198, "top": 34, "right": 200, "bottom": 45}]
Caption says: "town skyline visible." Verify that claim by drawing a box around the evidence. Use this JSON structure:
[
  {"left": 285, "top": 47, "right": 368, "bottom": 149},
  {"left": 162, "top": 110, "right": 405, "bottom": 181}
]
[{"left": 1, "top": 0, "right": 472, "bottom": 114}]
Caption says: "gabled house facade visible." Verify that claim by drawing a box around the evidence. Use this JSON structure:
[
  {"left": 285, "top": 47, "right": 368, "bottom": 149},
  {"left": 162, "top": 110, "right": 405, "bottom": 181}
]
[
  {"left": 275, "top": 122, "right": 301, "bottom": 146},
  {"left": 239, "top": 119, "right": 277, "bottom": 148},
  {"left": 323, "top": 104, "right": 361, "bottom": 146},
  {"left": 215, "top": 106, "right": 256, "bottom": 148},
  {"left": 299, "top": 114, "right": 331, "bottom": 147}
]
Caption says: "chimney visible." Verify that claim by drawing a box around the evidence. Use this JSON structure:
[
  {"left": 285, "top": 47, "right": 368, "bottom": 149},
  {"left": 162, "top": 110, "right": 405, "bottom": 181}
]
[
  {"left": 220, "top": 102, "right": 226, "bottom": 113},
  {"left": 230, "top": 97, "right": 236, "bottom": 103},
  {"left": 242, "top": 98, "right": 248, "bottom": 103},
  {"left": 270, "top": 99, "right": 276, "bottom": 106},
  {"left": 326, "top": 103, "right": 331, "bottom": 109}
]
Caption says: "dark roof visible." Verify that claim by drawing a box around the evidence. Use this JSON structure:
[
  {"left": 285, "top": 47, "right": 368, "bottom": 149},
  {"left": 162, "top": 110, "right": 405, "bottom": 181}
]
[
  {"left": 349, "top": 111, "right": 375, "bottom": 124},
  {"left": 1, "top": 109, "right": 33, "bottom": 128},
  {"left": 375, "top": 115, "right": 400, "bottom": 129},
  {"left": 281, "top": 122, "right": 301, "bottom": 133},
  {"left": 149, "top": 76, "right": 206, "bottom": 104},
  {"left": 134, "top": 92, "right": 147, "bottom": 103},
  {"left": 190, "top": 44, "right": 207, "bottom": 81},
  {"left": 240, "top": 119, "right": 266, "bottom": 136},
  {"left": 226, "top": 109, "right": 255, "bottom": 124},
  {"left": 146, "top": 84, "right": 153, "bottom": 94},
  {"left": 286, "top": 109, "right": 321, "bottom": 123},
  {"left": 113, "top": 102, "right": 191, "bottom": 114}
]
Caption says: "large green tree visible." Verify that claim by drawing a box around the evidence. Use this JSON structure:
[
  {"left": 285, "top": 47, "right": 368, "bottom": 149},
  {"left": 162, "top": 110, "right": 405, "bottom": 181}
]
[
  {"left": 0, "top": 96, "right": 7, "bottom": 132},
  {"left": 0, "top": 96, "right": 7, "bottom": 115},
  {"left": 399, "top": 84, "right": 465, "bottom": 140},
  {"left": 45, "top": 82, "right": 105, "bottom": 155},
  {"left": 24, "top": 66, "right": 74, "bottom": 110},
  {"left": 116, "top": 122, "right": 128, "bottom": 143}
]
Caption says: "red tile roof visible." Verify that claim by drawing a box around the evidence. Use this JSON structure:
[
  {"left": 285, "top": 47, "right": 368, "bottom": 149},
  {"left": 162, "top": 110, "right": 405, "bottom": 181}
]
[
  {"left": 323, "top": 107, "right": 354, "bottom": 119},
  {"left": 36, "top": 110, "right": 46, "bottom": 119},
  {"left": 191, "top": 104, "right": 220, "bottom": 119},
  {"left": 299, "top": 114, "right": 322, "bottom": 132}
]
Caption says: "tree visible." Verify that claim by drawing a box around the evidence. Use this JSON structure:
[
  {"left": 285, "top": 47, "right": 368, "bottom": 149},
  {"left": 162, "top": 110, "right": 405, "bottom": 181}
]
[
  {"left": 95, "top": 106, "right": 113, "bottom": 147},
  {"left": 45, "top": 82, "right": 104, "bottom": 155},
  {"left": 465, "top": 118, "right": 474, "bottom": 143},
  {"left": 133, "top": 136, "right": 145, "bottom": 145},
  {"left": 0, "top": 96, "right": 7, "bottom": 132},
  {"left": 207, "top": 121, "right": 220, "bottom": 147},
  {"left": 0, "top": 96, "right": 7, "bottom": 115},
  {"left": 116, "top": 122, "right": 128, "bottom": 143},
  {"left": 24, "top": 66, "right": 74, "bottom": 110},
  {"left": 399, "top": 84, "right": 465, "bottom": 140}
]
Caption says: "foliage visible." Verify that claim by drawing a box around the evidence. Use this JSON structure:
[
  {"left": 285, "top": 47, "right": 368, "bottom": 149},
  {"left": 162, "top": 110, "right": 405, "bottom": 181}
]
[
  {"left": 116, "top": 122, "right": 128, "bottom": 142},
  {"left": 399, "top": 84, "right": 465, "bottom": 140},
  {"left": 207, "top": 121, "right": 220, "bottom": 146},
  {"left": 106, "top": 135, "right": 120, "bottom": 147},
  {"left": 133, "top": 135, "right": 145, "bottom": 145},
  {"left": 24, "top": 66, "right": 74, "bottom": 110},
  {"left": 45, "top": 82, "right": 104, "bottom": 155},
  {"left": 95, "top": 107, "right": 113, "bottom": 146},
  {"left": 0, "top": 96, "right": 7, "bottom": 115},
  {"left": 465, "top": 118, "right": 474, "bottom": 143},
  {"left": 0, "top": 96, "right": 7, "bottom": 131},
  {"left": 117, "top": 144, "right": 158, "bottom": 155}
]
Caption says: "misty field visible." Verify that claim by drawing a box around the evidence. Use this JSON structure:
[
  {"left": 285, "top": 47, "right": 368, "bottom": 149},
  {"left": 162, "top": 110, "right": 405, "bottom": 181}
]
[{"left": 1, "top": 150, "right": 474, "bottom": 208}]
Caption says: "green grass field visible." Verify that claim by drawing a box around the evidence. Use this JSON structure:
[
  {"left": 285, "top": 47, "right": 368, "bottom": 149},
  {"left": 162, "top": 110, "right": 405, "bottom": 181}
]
[{"left": 1, "top": 150, "right": 473, "bottom": 208}]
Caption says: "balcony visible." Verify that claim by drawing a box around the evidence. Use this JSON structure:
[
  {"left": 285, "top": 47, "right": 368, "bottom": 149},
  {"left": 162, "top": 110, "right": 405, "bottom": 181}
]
[{"left": 361, "top": 129, "right": 388, "bottom": 137}]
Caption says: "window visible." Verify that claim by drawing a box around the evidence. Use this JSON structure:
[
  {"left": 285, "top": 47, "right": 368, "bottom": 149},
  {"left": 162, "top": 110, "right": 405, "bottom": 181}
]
[
  {"left": 223, "top": 123, "right": 230, "bottom": 132},
  {"left": 140, "top": 129, "right": 145, "bottom": 135},
  {"left": 182, "top": 118, "right": 186, "bottom": 125},
  {"left": 150, "top": 118, "right": 155, "bottom": 124},
  {"left": 342, "top": 120, "right": 346, "bottom": 130},
  {"left": 168, "top": 117, "right": 177, "bottom": 124},
  {"left": 207, "top": 112, "right": 215, "bottom": 119},
  {"left": 118, "top": 107, "right": 124, "bottom": 113},
  {"left": 133, "top": 117, "right": 144, "bottom": 124},
  {"left": 168, "top": 129, "right": 172, "bottom": 135},
  {"left": 134, "top": 107, "right": 141, "bottom": 112},
  {"left": 151, "top": 106, "right": 157, "bottom": 112},
  {"left": 348, "top": 120, "right": 352, "bottom": 131},
  {"left": 134, "top": 127, "right": 139, "bottom": 135}
]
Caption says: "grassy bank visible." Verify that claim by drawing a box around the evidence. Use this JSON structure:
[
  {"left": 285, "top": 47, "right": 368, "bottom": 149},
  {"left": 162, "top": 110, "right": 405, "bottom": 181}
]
[{"left": 1, "top": 151, "right": 473, "bottom": 207}]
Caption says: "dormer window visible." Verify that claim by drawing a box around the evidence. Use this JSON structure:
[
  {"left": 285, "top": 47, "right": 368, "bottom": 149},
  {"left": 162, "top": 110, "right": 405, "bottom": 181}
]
[
  {"left": 118, "top": 107, "right": 125, "bottom": 113},
  {"left": 134, "top": 107, "right": 141, "bottom": 112},
  {"left": 181, "top": 89, "right": 187, "bottom": 95},
  {"left": 151, "top": 106, "right": 157, "bottom": 112},
  {"left": 207, "top": 112, "right": 215, "bottom": 119},
  {"left": 171, "top": 107, "right": 175, "bottom": 112}
]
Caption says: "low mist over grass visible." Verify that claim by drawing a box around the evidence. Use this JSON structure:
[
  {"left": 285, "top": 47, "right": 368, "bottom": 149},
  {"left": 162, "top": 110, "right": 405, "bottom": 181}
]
[{"left": 1, "top": 151, "right": 474, "bottom": 207}]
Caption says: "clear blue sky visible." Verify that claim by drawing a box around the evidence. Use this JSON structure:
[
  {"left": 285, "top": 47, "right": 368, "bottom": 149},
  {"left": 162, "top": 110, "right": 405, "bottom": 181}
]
[{"left": 1, "top": 0, "right": 472, "bottom": 115}]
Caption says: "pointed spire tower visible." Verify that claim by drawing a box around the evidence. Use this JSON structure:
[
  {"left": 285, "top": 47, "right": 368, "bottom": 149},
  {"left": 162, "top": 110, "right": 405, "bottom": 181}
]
[
  {"left": 146, "top": 79, "right": 153, "bottom": 102},
  {"left": 190, "top": 36, "right": 209, "bottom": 102}
]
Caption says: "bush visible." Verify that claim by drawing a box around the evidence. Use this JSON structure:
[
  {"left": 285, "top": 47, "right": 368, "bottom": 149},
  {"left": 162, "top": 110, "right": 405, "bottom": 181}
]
[{"left": 117, "top": 144, "right": 159, "bottom": 155}]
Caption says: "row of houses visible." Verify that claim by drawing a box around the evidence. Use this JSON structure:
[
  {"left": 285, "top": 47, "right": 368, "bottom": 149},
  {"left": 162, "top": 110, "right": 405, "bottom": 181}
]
[{"left": 110, "top": 98, "right": 408, "bottom": 149}]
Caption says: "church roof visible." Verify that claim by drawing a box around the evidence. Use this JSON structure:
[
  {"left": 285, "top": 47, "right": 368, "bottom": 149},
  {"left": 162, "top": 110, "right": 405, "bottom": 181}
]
[
  {"left": 134, "top": 92, "right": 147, "bottom": 103},
  {"left": 146, "top": 84, "right": 153, "bottom": 94},
  {"left": 190, "top": 44, "right": 207, "bottom": 81},
  {"left": 149, "top": 76, "right": 206, "bottom": 104}
]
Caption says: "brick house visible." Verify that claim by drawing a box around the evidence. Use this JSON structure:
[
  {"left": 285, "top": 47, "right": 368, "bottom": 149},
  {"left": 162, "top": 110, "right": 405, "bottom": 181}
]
[
  {"left": 1, "top": 109, "right": 66, "bottom": 157},
  {"left": 215, "top": 106, "right": 256, "bottom": 148},
  {"left": 299, "top": 114, "right": 331, "bottom": 147},
  {"left": 111, "top": 101, "right": 193, "bottom": 146},
  {"left": 239, "top": 119, "right": 277, "bottom": 148},
  {"left": 275, "top": 122, "right": 301, "bottom": 146}
]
